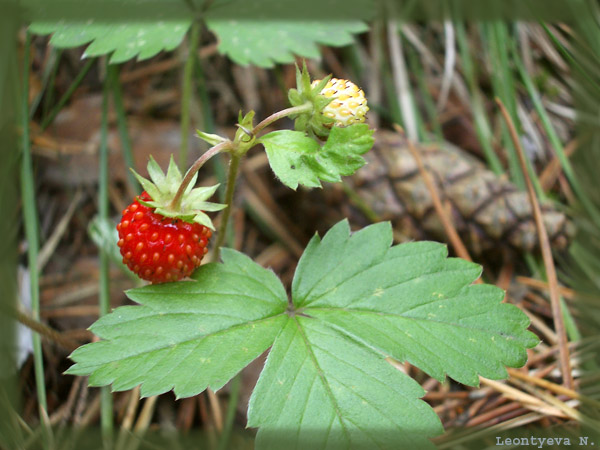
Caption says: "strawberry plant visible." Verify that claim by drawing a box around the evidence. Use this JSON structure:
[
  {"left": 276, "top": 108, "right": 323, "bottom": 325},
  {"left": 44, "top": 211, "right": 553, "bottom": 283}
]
[{"left": 63, "top": 63, "right": 538, "bottom": 449}]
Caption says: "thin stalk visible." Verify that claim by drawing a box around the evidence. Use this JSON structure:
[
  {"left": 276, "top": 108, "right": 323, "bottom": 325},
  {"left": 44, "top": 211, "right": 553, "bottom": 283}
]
[
  {"left": 387, "top": 19, "right": 418, "bottom": 141},
  {"left": 194, "top": 56, "right": 215, "bottom": 132},
  {"left": 194, "top": 54, "right": 227, "bottom": 200},
  {"left": 11, "top": 308, "right": 78, "bottom": 351},
  {"left": 30, "top": 48, "right": 61, "bottom": 118},
  {"left": 108, "top": 64, "right": 138, "bottom": 193},
  {"left": 169, "top": 140, "right": 233, "bottom": 210},
  {"left": 99, "top": 63, "right": 114, "bottom": 446},
  {"left": 252, "top": 103, "right": 312, "bottom": 136},
  {"left": 40, "top": 57, "right": 95, "bottom": 131},
  {"left": 381, "top": 67, "right": 403, "bottom": 125},
  {"left": 454, "top": 21, "right": 504, "bottom": 174},
  {"left": 216, "top": 373, "right": 241, "bottom": 450},
  {"left": 21, "top": 30, "right": 49, "bottom": 436},
  {"left": 497, "top": 98, "right": 573, "bottom": 389},
  {"left": 211, "top": 154, "right": 241, "bottom": 262},
  {"left": 179, "top": 21, "right": 200, "bottom": 172},
  {"left": 406, "top": 45, "right": 440, "bottom": 140},
  {"left": 481, "top": 21, "right": 524, "bottom": 190},
  {"left": 40, "top": 49, "right": 63, "bottom": 120}
]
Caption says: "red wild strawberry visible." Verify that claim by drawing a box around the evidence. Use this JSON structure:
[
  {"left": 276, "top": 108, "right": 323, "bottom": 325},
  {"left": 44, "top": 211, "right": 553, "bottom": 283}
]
[
  {"left": 117, "top": 192, "right": 212, "bottom": 283},
  {"left": 117, "top": 156, "right": 226, "bottom": 283}
]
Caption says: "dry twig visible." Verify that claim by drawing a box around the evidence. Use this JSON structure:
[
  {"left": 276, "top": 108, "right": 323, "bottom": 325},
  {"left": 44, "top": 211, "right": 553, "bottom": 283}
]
[{"left": 496, "top": 98, "right": 573, "bottom": 389}]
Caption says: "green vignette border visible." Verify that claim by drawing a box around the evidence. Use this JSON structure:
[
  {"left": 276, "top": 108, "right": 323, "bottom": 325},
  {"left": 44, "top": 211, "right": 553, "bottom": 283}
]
[{"left": 3, "top": 0, "right": 599, "bottom": 448}]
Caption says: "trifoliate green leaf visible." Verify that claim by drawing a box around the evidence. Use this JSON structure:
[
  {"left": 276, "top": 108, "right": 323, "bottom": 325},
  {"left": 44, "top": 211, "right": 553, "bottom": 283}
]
[
  {"left": 66, "top": 249, "right": 287, "bottom": 398},
  {"left": 247, "top": 318, "right": 442, "bottom": 450},
  {"left": 67, "top": 219, "right": 537, "bottom": 449},
  {"left": 29, "top": 21, "right": 191, "bottom": 64},
  {"left": 292, "top": 220, "right": 539, "bottom": 386}
]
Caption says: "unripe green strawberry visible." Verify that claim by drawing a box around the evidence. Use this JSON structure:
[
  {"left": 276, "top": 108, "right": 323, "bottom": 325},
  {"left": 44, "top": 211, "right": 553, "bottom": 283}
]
[
  {"left": 311, "top": 78, "right": 369, "bottom": 127},
  {"left": 117, "top": 192, "right": 212, "bottom": 283}
]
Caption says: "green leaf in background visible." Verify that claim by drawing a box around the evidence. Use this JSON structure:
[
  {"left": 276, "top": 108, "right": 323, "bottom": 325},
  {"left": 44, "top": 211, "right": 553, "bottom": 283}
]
[
  {"left": 261, "top": 125, "right": 374, "bottom": 190},
  {"left": 204, "top": 0, "right": 369, "bottom": 67},
  {"left": 292, "top": 220, "right": 539, "bottom": 386},
  {"left": 66, "top": 249, "right": 287, "bottom": 398},
  {"left": 69, "top": 220, "right": 537, "bottom": 448},
  {"left": 29, "top": 21, "right": 191, "bottom": 63},
  {"left": 29, "top": 0, "right": 370, "bottom": 67},
  {"left": 88, "top": 215, "right": 138, "bottom": 280}
]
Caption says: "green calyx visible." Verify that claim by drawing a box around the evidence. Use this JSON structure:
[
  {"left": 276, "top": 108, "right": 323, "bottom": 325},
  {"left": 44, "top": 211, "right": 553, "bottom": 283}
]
[
  {"left": 131, "top": 156, "right": 226, "bottom": 230},
  {"left": 288, "top": 61, "right": 334, "bottom": 138},
  {"left": 233, "top": 110, "right": 257, "bottom": 155}
]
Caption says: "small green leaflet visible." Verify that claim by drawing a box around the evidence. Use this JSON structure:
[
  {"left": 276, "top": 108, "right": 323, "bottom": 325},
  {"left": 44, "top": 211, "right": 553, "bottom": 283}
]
[
  {"left": 261, "top": 124, "right": 375, "bottom": 190},
  {"left": 29, "top": 21, "right": 191, "bottom": 64},
  {"left": 68, "top": 220, "right": 537, "bottom": 448}
]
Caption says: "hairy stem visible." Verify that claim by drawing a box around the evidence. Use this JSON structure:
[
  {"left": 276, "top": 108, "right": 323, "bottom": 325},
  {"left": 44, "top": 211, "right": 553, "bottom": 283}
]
[
  {"left": 252, "top": 103, "right": 312, "bottom": 136},
  {"left": 169, "top": 140, "right": 233, "bottom": 210},
  {"left": 211, "top": 153, "right": 241, "bottom": 262}
]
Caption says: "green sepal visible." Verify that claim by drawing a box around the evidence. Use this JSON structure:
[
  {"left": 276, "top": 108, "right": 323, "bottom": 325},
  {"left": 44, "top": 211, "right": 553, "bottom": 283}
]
[
  {"left": 299, "top": 60, "right": 312, "bottom": 92},
  {"left": 234, "top": 110, "right": 256, "bottom": 145},
  {"left": 288, "top": 61, "right": 335, "bottom": 138},
  {"left": 196, "top": 130, "right": 228, "bottom": 146},
  {"left": 287, "top": 88, "right": 303, "bottom": 107},
  {"left": 133, "top": 156, "right": 225, "bottom": 229},
  {"left": 147, "top": 155, "right": 167, "bottom": 186},
  {"left": 131, "top": 168, "right": 161, "bottom": 201},
  {"left": 311, "top": 76, "right": 331, "bottom": 96}
]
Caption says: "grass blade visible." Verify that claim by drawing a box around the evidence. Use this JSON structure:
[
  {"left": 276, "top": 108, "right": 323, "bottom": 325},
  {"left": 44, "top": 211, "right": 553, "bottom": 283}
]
[
  {"left": 454, "top": 21, "right": 504, "bottom": 174},
  {"left": 108, "top": 64, "right": 138, "bottom": 194},
  {"left": 40, "top": 58, "right": 95, "bottom": 131},
  {"left": 20, "top": 29, "right": 48, "bottom": 421},
  {"left": 179, "top": 21, "right": 200, "bottom": 172},
  {"left": 99, "top": 60, "right": 114, "bottom": 447}
]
